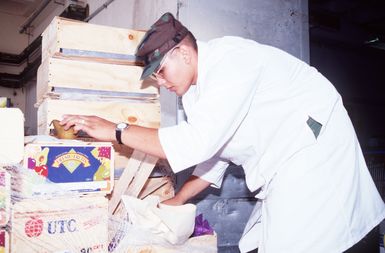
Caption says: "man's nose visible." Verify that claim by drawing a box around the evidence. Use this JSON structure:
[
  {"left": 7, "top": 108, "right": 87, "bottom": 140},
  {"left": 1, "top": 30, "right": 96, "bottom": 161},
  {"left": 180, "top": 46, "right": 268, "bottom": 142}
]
[{"left": 157, "top": 78, "right": 167, "bottom": 87}]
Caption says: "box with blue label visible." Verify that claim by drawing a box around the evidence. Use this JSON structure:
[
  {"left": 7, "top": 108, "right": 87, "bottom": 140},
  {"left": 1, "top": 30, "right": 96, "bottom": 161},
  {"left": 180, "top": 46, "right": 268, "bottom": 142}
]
[
  {"left": 0, "top": 228, "right": 9, "bottom": 253},
  {"left": 0, "top": 168, "right": 10, "bottom": 227},
  {"left": 23, "top": 142, "right": 114, "bottom": 196}
]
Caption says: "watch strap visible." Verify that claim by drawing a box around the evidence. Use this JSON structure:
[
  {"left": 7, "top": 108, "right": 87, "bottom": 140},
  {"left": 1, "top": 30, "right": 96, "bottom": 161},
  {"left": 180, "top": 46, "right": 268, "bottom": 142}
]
[
  {"left": 115, "top": 123, "right": 129, "bottom": 144},
  {"left": 116, "top": 129, "right": 123, "bottom": 144}
]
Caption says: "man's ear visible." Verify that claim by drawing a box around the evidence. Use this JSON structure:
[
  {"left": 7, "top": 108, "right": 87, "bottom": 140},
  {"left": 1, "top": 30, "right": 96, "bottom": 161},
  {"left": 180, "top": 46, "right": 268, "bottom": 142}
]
[{"left": 178, "top": 44, "right": 192, "bottom": 64}]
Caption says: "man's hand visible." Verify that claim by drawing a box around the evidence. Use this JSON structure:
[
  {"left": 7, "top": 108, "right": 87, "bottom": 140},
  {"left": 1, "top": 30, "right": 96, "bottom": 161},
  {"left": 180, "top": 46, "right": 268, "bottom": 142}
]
[
  {"left": 60, "top": 114, "right": 167, "bottom": 159},
  {"left": 60, "top": 115, "right": 116, "bottom": 142}
]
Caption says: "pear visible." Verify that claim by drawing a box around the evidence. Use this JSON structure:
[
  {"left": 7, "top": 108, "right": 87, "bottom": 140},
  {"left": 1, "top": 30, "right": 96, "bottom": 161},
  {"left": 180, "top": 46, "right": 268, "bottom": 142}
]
[{"left": 50, "top": 119, "right": 77, "bottom": 139}]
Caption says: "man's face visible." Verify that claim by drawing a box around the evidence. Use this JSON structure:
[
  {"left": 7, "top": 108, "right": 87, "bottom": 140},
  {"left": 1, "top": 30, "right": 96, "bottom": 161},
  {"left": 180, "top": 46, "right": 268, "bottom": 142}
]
[{"left": 150, "top": 46, "right": 194, "bottom": 96}]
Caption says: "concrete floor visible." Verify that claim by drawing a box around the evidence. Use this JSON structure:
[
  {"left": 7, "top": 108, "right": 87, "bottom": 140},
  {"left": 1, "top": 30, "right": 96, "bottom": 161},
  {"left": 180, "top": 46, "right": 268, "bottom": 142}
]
[{"left": 218, "top": 226, "right": 380, "bottom": 253}]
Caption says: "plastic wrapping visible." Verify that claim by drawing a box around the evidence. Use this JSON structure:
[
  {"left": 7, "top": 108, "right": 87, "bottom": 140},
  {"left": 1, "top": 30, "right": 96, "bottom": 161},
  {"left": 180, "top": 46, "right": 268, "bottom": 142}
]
[{"left": 108, "top": 196, "right": 216, "bottom": 253}]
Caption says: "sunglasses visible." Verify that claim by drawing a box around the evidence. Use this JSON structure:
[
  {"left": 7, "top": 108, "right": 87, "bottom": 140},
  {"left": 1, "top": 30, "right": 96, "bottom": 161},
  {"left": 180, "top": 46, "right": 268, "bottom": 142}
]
[{"left": 150, "top": 46, "right": 179, "bottom": 81}]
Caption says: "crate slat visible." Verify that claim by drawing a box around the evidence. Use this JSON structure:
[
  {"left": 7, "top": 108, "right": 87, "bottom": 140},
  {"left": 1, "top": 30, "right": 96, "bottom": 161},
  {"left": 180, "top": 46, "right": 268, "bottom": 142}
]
[
  {"left": 42, "top": 17, "right": 145, "bottom": 61},
  {"left": 37, "top": 99, "right": 160, "bottom": 135},
  {"left": 37, "top": 57, "right": 158, "bottom": 104},
  {"left": 109, "top": 150, "right": 158, "bottom": 215}
]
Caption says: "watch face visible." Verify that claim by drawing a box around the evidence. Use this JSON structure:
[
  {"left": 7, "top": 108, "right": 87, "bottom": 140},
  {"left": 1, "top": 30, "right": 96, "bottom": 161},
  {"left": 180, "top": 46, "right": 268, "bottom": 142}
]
[{"left": 117, "top": 123, "right": 128, "bottom": 130}]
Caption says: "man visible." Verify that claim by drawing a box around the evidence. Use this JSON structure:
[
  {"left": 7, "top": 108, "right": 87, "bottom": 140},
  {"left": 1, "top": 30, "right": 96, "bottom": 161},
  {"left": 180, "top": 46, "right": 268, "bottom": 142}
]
[{"left": 61, "top": 12, "right": 385, "bottom": 253}]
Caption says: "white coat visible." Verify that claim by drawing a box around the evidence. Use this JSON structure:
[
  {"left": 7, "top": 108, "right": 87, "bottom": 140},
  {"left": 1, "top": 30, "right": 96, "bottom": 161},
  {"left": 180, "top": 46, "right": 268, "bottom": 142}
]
[{"left": 158, "top": 36, "right": 385, "bottom": 253}]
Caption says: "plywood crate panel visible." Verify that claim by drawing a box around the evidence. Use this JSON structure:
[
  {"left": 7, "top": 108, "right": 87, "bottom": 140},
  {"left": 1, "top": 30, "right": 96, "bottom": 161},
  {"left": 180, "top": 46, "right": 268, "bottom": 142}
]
[
  {"left": 11, "top": 196, "right": 108, "bottom": 253},
  {"left": 37, "top": 57, "right": 158, "bottom": 103},
  {"left": 42, "top": 16, "right": 145, "bottom": 61},
  {"left": 37, "top": 99, "right": 160, "bottom": 135}
]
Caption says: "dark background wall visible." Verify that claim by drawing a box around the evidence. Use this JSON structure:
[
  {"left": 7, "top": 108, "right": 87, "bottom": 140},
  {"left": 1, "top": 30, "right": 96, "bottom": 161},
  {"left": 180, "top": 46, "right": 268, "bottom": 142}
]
[
  {"left": 309, "top": 0, "right": 385, "bottom": 151},
  {"left": 310, "top": 38, "right": 385, "bottom": 150}
]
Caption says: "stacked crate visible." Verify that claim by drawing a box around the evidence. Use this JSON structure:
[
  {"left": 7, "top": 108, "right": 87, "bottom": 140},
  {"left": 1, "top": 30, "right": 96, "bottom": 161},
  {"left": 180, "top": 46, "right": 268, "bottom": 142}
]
[
  {"left": 0, "top": 108, "right": 112, "bottom": 253},
  {"left": 35, "top": 16, "right": 165, "bottom": 210},
  {"left": 36, "top": 17, "right": 160, "bottom": 149},
  {"left": 6, "top": 17, "right": 162, "bottom": 253},
  {"left": 11, "top": 141, "right": 113, "bottom": 252},
  {"left": 0, "top": 108, "right": 24, "bottom": 253},
  {"left": 21, "top": 16, "right": 216, "bottom": 253}
]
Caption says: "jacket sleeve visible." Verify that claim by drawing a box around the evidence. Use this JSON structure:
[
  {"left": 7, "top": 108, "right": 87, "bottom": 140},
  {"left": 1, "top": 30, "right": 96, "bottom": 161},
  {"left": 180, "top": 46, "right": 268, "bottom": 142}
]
[
  {"left": 192, "top": 157, "right": 229, "bottom": 188},
  {"left": 159, "top": 48, "right": 263, "bottom": 173}
]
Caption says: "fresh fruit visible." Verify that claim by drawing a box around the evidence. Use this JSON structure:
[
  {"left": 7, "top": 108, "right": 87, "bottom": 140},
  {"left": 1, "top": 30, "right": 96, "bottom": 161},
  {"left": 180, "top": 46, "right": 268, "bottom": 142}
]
[{"left": 51, "top": 119, "right": 77, "bottom": 139}]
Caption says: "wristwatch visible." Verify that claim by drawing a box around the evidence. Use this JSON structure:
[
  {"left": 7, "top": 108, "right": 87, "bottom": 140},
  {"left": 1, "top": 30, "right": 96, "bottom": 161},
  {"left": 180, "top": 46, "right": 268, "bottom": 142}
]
[{"left": 115, "top": 122, "right": 129, "bottom": 144}]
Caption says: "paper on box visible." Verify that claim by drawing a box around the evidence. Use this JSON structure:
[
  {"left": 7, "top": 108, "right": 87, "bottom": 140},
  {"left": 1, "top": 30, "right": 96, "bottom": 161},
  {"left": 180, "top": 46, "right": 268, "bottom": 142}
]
[{"left": 0, "top": 108, "right": 24, "bottom": 164}]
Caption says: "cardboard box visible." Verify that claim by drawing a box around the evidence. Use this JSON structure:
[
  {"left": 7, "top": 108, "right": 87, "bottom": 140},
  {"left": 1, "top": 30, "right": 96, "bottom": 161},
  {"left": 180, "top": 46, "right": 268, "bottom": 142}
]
[
  {"left": 0, "top": 108, "right": 24, "bottom": 164},
  {"left": 11, "top": 196, "right": 108, "bottom": 253},
  {"left": 0, "top": 228, "right": 9, "bottom": 253},
  {"left": 0, "top": 169, "right": 10, "bottom": 226},
  {"left": 23, "top": 142, "right": 114, "bottom": 195}
]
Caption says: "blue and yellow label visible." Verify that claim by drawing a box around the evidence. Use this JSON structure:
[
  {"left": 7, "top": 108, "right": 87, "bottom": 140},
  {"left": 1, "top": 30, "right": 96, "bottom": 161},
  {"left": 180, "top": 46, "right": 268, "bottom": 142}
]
[{"left": 26, "top": 146, "right": 111, "bottom": 183}]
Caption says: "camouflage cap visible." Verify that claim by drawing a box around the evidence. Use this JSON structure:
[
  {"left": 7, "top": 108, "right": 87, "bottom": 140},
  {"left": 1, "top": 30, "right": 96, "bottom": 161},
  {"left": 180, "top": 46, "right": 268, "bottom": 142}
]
[{"left": 135, "top": 12, "right": 190, "bottom": 80}]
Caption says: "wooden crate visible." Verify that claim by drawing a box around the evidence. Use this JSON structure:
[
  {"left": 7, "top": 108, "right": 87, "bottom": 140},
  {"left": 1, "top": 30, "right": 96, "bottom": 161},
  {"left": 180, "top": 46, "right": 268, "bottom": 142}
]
[
  {"left": 42, "top": 17, "right": 145, "bottom": 61},
  {"left": 11, "top": 196, "right": 108, "bottom": 253},
  {"left": 36, "top": 57, "right": 158, "bottom": 104},
  {"left": 109, "top": 151, "right": 158, "bottom": 215},
  {"left": 111, "top": 175, "right": 175, "bottom": 219},
  {"left": 37, "top": 98, "right": 160, "bottom": 135},
  {"left": 138, "top": 177, "right": 175, "bottom": 202}
]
